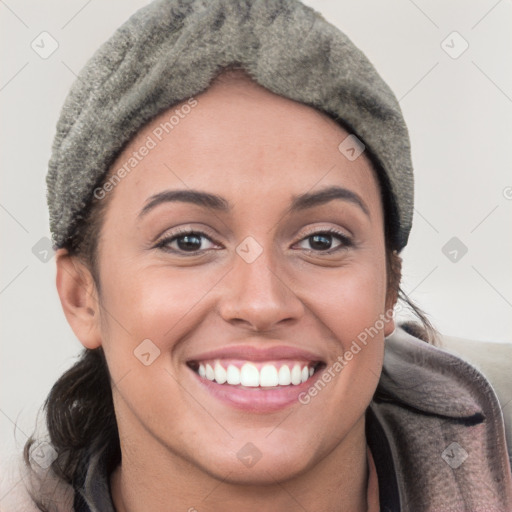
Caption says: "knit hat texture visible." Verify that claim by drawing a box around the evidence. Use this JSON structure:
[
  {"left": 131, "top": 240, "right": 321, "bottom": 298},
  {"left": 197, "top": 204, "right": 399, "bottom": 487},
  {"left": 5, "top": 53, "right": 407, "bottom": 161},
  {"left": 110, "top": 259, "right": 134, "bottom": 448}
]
[{"left": 46, "top": 0, "right": 414, "bottom": 250}]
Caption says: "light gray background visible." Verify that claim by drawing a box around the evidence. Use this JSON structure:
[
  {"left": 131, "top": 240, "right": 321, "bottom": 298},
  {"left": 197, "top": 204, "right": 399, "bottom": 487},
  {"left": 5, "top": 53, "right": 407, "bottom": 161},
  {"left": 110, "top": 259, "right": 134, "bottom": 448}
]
[{"left": 1, "top": 0, "right": 511, "bottom": 471}]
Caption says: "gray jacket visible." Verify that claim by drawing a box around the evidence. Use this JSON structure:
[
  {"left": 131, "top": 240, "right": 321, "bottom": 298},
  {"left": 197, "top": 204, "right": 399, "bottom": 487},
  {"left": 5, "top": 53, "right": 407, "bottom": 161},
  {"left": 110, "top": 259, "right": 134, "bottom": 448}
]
[
  {"left": 2, "top": 325, "right": 511, "bottom": 511},
  {"left": 372, "top": 325, "right": 512, "bottom": 510}
]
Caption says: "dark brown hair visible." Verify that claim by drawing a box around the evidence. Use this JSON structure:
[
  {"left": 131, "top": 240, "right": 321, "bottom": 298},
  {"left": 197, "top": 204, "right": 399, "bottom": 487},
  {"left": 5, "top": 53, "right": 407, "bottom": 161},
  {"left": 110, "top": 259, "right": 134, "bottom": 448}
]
[{"left": 23, "top": 70, "right": 438, "bottom": 510}]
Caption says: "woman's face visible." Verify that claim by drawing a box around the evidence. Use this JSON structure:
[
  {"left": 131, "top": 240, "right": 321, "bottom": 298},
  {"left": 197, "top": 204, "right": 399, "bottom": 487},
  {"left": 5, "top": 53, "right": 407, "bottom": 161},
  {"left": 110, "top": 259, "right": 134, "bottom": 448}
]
[{"left": 79, "top": 73, "right": 396, "bottom": 484}]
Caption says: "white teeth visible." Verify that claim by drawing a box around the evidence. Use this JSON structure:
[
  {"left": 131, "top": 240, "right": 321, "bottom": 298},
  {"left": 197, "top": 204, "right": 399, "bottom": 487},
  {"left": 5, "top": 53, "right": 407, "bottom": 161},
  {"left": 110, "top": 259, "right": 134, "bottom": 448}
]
[
  {"left": 278, "top": 365, "right": 291, "bottom": 386},
  {"left": 205, "top": 363, "right": 215, "bottom": 381},
  {"left": 291, "top": 364, "right": 302, "bottom": 385},
  {"left": 260, "top": 365, "right": 279, "bottom": 387},
  {"left": 214, "top": 362, "right": 227, "bottom": 384},
  {"left": 196, "top": 361, "right": 317, "bottom": 387},
  {"left": 240, "top": 363, "right": 260, "bottom": 387},
  {"left": 226, "top": 364, "right": 241, "bottom": 385}
]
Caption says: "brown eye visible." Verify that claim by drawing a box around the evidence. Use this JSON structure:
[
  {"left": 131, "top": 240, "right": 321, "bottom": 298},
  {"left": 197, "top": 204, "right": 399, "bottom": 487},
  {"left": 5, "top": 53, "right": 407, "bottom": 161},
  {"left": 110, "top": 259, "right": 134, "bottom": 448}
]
[
  {"left": 155, "top": 230, "right": 218, "bottom": 254},
  {"left": 296, "top": 229, "right": 353, "bottom": 253}
]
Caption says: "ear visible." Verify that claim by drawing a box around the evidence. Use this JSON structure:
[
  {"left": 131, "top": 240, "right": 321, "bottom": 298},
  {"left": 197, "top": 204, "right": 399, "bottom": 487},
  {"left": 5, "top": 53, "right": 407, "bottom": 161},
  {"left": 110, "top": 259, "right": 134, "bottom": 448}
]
[
  {"left": 55, "top": 248, "right": 103, "bottom": 349},
  {"left": 384, "top": 249, "right": 402, "bottom": 336}
]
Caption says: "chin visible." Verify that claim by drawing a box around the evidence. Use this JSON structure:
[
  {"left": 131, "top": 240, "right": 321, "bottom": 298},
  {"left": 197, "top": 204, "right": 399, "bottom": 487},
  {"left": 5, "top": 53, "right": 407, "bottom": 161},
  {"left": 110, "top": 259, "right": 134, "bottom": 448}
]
[{"left": 172, "top": 427, "right": 327, "bottom": 486}]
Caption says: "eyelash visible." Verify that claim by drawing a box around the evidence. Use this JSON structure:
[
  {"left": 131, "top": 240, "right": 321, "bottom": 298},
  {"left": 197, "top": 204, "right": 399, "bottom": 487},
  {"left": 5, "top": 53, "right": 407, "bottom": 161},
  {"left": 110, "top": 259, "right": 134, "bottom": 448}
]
[{"left": 154, "top": 227, "right": 353, "bottom": 256}]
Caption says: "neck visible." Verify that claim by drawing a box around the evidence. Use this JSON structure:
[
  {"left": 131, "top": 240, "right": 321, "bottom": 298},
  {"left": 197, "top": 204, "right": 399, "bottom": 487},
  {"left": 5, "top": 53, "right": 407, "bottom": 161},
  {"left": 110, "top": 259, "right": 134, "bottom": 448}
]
[{"left": 110, "top": 415, "right": 376, "bottom": 512}]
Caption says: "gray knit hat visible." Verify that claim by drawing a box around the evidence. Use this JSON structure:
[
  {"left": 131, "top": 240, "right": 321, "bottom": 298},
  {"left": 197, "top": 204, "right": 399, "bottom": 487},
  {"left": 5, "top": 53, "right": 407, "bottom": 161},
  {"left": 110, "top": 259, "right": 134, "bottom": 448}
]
[{"left": 46, "top": 0, "right": 414, "bottom": 251}]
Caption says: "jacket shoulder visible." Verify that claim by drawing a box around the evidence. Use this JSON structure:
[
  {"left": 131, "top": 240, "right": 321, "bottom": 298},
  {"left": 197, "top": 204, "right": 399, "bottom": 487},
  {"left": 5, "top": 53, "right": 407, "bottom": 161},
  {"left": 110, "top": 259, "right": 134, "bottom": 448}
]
[
  {"left": 373, "top": 325, "right": 512, "bottom": 510},
  {"left": 1, "top": 452, "right": 40, "bottom": 512},
  {"left": 437, "top": 332, "right": 512, "bottom": 465},
  {"left": 0, "top": 449, "right": 75, "bottom": 512}
]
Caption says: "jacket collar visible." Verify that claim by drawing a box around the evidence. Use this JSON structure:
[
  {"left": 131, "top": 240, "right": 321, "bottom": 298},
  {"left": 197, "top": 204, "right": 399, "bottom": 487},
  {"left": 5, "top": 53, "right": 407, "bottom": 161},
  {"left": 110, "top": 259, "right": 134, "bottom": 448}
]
[
  {"left": 378, "top": 325, "right": 485, "bottom": 419},
  {"left": 372, "top": 325, "right": 512, "bottom": 510}
]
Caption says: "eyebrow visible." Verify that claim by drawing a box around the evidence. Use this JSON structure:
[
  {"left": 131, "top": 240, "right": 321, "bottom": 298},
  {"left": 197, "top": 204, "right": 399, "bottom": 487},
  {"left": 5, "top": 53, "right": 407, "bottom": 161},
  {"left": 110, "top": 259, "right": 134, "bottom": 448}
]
[
  {"left": 288, "top": 186, "right": 370, "bottom": 217},
  {"left": 139, "top": 189, "right": 231, "bottom": 218},
  {"left": 138, "top": 185, "right": 370, "bottom": 219}
]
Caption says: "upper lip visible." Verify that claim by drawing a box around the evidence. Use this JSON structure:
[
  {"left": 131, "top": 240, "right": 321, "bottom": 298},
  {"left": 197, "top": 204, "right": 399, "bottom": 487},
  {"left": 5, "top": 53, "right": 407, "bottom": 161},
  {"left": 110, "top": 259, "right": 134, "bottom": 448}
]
[{"left": 187, "top": 344, "right": 325, "bottom": 363}]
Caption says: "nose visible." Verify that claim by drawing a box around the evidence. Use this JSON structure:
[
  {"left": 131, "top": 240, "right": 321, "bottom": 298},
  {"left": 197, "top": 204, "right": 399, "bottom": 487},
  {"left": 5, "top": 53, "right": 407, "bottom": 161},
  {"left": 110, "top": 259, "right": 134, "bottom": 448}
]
[{"left": 217, "top": 243, "right": 305, "bottom": 332}]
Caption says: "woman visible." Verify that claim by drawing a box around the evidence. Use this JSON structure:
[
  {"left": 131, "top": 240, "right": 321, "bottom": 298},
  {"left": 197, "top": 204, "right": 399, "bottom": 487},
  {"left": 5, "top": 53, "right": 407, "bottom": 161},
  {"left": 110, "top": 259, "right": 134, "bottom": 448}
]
[{"left": 10, "top": 0, "right": 512, "bottom": 510}]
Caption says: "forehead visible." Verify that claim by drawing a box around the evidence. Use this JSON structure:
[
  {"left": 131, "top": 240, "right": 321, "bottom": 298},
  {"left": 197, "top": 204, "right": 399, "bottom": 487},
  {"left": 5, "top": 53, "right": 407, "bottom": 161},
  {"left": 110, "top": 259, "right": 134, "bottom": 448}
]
[{"left": 106, "top": 72, "right": 382, "bottom": 218}]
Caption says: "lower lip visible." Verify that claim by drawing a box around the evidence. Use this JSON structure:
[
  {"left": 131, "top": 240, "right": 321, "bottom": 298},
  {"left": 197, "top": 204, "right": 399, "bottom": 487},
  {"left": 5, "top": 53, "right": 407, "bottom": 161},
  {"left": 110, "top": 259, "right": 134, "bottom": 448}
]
[{"left": 189, "top": 367, "right": 323, "bottom": 413}]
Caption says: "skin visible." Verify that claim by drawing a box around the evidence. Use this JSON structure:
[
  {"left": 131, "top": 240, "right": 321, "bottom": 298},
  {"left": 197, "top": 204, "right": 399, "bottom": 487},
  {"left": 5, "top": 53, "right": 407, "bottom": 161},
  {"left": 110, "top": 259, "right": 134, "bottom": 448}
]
[{"left": 56, "top": 70, "right": 399, "bottom": 512}]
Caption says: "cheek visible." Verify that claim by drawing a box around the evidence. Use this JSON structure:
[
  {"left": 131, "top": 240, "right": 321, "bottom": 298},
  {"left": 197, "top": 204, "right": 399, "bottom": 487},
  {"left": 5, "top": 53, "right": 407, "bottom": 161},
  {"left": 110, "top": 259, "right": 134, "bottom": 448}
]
[
  {"left": 300, "top": 256, "right": 388, "bottom": 342},
  {"left": 295, "top": 257, "right": 388, "bottom": 402},
  {"left": 96, "top": 257, "right": 225, "bottom": 366},
  {"left": 96, "top": 264, "right": 212, "bottom": 433}
]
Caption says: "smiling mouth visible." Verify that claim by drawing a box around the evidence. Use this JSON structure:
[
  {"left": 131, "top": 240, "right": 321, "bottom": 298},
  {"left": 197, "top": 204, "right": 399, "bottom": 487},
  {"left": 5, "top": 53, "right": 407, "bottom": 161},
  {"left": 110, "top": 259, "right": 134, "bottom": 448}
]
[{"left": 187, "top": 359, "right": 325, "bottom": 388}]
